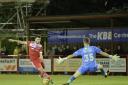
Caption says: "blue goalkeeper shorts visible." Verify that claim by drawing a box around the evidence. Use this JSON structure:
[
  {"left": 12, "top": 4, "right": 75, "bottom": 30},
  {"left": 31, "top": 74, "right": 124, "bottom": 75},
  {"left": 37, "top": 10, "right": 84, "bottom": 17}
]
[{"left": 77, "top": 64, "right": 98, "bottom": 74}]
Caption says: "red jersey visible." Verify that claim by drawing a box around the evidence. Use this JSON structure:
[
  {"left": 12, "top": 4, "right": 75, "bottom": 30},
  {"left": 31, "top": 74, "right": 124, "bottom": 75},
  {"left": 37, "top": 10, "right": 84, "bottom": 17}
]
[{"left": 28, "top": 41, "right": 42, "bottom": 60}]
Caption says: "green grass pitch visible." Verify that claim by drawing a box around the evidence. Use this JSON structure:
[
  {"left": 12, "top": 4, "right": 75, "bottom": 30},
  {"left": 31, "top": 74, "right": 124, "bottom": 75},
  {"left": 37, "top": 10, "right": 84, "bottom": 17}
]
[{"left": 0, "top": 74, "right": 128, "bottom": 85}]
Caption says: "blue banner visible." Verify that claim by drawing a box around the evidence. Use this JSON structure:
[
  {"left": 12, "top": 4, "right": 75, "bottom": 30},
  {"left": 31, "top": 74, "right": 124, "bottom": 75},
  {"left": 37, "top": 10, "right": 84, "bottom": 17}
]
[
  {"left": 112, "top": 29, "right": 128, "bottom": 42},
  {"left": 18, "top": 67, "right": 38, "bottom": 73},
  {"left": 48, "top": 28, "right": 128, "bottom": 44}
]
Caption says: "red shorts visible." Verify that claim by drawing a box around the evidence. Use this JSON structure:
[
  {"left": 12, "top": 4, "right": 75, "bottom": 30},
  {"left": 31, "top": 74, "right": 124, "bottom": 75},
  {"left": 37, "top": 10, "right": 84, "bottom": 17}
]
[{"left": 31, "top": 58, "right": 45, "bottom": 69}]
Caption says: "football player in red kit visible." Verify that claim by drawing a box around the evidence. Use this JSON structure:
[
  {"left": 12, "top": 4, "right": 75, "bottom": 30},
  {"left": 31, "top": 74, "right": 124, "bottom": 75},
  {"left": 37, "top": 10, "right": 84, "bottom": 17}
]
[{"left": 9, "top": 37, "right": 52, "bottom": 85}]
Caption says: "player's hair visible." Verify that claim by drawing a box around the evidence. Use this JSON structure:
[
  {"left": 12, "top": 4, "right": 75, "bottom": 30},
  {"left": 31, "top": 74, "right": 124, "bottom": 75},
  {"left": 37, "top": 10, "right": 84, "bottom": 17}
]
[
  {"left": 35, "top": 35, "right": 41, "bottom": 39},
  {"left": 83, "top": 37, "right": 90, "bottom": 44},
  {"left": 32, "top": 34, "right": 41, "bottom": 39},
  {"left": 35, "top": 37, "right": 41, "bottom": 39}
]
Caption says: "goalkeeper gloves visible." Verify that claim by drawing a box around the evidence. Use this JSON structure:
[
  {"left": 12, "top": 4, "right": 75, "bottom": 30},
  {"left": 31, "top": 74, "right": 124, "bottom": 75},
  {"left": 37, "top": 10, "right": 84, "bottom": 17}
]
[
  {"left": 109, "top": 54, "right": 120, "bottom": 62},
  {"left": 56, "top": 57, "right": 67, "bottom": 64}
]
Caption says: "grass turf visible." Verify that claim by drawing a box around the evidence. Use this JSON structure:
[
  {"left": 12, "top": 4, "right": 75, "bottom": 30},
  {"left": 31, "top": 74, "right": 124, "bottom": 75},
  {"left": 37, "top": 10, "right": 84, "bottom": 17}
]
[{"left": 0, "top": 74, "right": 128, "bottom": 85}]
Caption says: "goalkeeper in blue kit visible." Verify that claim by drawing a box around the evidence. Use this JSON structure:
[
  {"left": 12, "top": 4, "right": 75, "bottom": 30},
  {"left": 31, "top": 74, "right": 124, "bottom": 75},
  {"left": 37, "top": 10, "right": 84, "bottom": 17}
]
[{"left": 56, "top": 37, "right": 120, "bottom": 85}]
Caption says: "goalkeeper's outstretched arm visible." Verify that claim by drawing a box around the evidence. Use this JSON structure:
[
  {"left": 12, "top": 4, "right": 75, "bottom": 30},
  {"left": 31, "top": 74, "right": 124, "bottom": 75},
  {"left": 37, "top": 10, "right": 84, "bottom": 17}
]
[
  {"left": 57, "top": 54, "right": 74, "bottom": 64},
  {"left": 99, "top": 51, "right": 120, "bottom": 61},
  {"left": 99, "top": 52, "right": 111, "bottom": 57},
  {"left": 65, "top": 54, "right": 74, "bottom": 59},
  {"left": 8, "top": 39, "right": 27, "bottom": 45}
]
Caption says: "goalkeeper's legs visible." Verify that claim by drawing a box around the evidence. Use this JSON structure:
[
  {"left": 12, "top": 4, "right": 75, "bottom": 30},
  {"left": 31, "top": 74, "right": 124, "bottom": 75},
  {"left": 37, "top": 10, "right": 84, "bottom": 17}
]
[
  {"left": 63, "top": 71, "right": 81, "bottom": 85},
  {"left": 97, "top": 64, "right": 109, "bottom": 78},
  {"left": 63, "top": 66, "right": 88, "bottom": 85}
]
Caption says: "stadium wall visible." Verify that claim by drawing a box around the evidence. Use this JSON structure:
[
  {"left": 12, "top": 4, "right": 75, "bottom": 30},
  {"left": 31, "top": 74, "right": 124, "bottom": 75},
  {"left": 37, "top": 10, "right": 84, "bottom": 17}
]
[{"left": 0, "top": 55, "right": 127, "bottom": 76}]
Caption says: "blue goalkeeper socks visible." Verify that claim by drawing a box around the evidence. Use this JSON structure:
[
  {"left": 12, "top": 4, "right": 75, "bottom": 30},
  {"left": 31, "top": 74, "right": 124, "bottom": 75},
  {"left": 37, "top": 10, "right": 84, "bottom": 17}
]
[{"left": 67, "top": 76, "right": 76, "bottom": 84}]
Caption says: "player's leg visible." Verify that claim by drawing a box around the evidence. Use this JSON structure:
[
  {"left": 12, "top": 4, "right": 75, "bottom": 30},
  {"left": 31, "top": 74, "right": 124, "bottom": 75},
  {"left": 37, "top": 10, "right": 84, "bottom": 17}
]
[
  {"left": 32, "top": 59, "right": 50, "bottom": 85},
  {"left": 41, "top": 61, "right": 45, "bottom": 69},
  {"left": 63, "top": 66, "right": 88, "bottom": 85},
  {"left": 63, "top": 71, "right": 81, "bottom": 85},
  {"left": 40, "top": 60, "right": 55, "bottom": 85},
  {"left": 38, "top": 67, "right": 50, "bottom": 85},
  {"left": 97, "top": 64, "right": 109, "bottom": 78}
]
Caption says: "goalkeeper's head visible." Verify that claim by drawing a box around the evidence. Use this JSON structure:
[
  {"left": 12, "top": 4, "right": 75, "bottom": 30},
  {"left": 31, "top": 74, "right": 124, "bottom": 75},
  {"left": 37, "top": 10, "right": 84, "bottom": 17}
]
[{"left": 83, "top": 37, "right": 90, "bottom": 46}]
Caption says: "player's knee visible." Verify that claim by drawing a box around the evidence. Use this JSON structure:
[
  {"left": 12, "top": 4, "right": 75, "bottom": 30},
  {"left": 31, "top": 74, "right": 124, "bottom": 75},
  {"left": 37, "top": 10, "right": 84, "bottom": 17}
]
[
  {"left": 73, "top": 71, "right": 81, "bottom": 78},
  {"left": 98, "top": 64, "right": 103, "bottom": 69},
  {"left": 41, "top": 62, "right": 45, "bottom": 68},
  {"left": 37, "top": 67, "right": 44, "bottom": 72},
  {"left": 40, "top": 71, "right": 50, "bottom": 80},
  {"left": 43, "top": 78, "right": 49, "bottom": 85}
]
